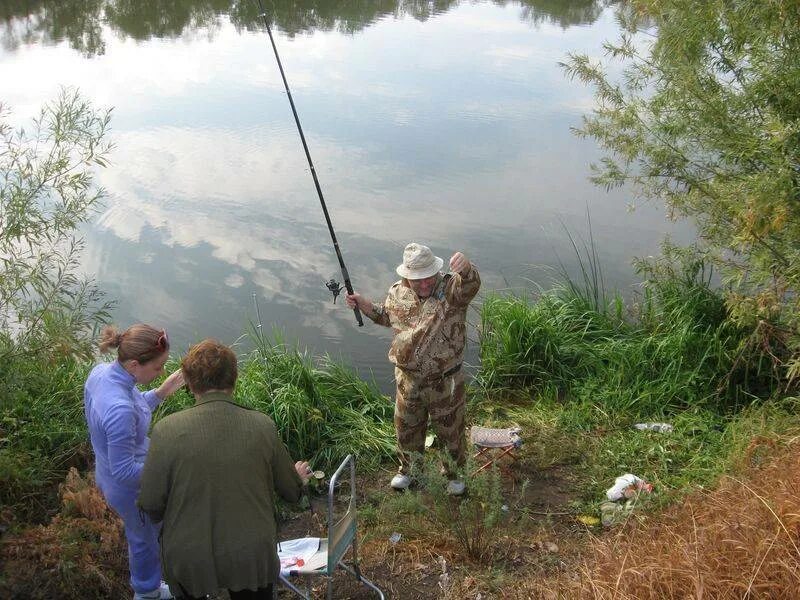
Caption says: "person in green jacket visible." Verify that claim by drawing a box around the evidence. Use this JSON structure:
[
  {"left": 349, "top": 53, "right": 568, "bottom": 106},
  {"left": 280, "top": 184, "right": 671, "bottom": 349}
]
[{"left": 137, "top": 339, "right": 311, "bottom": 600}]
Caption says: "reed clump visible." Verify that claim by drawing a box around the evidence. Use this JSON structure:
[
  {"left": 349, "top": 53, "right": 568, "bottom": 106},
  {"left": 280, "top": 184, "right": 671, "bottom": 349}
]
[
  {"left": 234, "top": 335, "right": 396, "bottom": 473},
  {"left": 478, "top": 249, "right": 785, "bottom": 416}
]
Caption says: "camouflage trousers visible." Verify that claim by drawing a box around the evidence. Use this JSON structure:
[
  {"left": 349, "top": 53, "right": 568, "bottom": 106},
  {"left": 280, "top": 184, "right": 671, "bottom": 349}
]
[{"left": 393, "top": 366, "right": 466, "bottom": 477}]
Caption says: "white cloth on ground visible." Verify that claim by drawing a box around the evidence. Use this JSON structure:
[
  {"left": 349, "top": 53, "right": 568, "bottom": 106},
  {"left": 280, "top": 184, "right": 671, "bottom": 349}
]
[{"left": 277, "top": 537, "right": 321, "bottom": 576}]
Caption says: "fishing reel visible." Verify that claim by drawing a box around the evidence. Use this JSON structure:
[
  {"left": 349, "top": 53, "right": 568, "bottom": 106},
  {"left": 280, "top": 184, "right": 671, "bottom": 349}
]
[
  {"left": 325, "top": 277, "right": 364, "bottom": 326},
  {"left": 325, "top": 278, "right": 342, "bottom": 303}
]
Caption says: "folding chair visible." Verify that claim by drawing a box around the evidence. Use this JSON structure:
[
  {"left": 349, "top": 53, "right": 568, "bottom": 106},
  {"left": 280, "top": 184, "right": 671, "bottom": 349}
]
[
  {"left": 470, "top": 425, "right": 523, "bottom": 475},
  {"left": 278, "top": 454, "right": 384, "bottom": 600}
]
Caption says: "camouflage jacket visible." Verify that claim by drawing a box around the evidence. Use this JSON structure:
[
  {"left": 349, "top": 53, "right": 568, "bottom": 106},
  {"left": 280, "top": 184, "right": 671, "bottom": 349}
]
[{"left": 369, "top": 264, "right": 481, "bottom": 379}]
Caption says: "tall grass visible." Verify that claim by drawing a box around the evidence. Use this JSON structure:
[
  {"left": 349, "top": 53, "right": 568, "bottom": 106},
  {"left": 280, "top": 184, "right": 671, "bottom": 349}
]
[
  {"left": 478, "top": 246, "right": 780, "bottom": 417},
  {"left": 154, "top": 332, "right": 396, "bottom": 473},
  {"left": 232, "top": 333, "right": 395, "bottom": 473},
  {"left": 0, "top": 356, "right": 91, "bottom": 521}
]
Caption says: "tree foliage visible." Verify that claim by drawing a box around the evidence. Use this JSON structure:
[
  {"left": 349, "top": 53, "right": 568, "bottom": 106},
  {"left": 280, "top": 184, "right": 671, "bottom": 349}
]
[
  {"left": 0, "top": 89, "right": 114, "bottom": 367},
  {"left": 562, "top": 0, "right": 800, "bottom": 383}
]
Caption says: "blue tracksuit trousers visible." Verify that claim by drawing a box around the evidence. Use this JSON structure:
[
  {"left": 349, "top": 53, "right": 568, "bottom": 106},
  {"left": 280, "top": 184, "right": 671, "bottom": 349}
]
[{"left": 104, "top": 484, "right": 162, "bottom": 594}]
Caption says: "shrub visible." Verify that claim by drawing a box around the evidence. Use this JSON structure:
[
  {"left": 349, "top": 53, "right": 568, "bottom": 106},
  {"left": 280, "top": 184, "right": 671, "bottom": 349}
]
[
  {"left": 562, "top": 0, "right": 800, "bottom": 383},
  {"left": 0, "top": 469, "right": 127, "bottom": 599},
  {"left": 0, "top": 89, "right": 113, "bottom": 368},
  {"left": 419, "top": 455, "right": 507, "bottom": 562},
  {"left": 1, "top": 90, "right": 112, "bottom": 521}
]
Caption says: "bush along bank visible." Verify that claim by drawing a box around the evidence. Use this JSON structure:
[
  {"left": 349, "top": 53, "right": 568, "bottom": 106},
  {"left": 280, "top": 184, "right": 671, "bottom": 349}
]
[
  {"left": 478, "top": 252, "right": 785, "bottom": 414},
  {"left": 0, "top": 357, "right": 93, "bottom": 524}
]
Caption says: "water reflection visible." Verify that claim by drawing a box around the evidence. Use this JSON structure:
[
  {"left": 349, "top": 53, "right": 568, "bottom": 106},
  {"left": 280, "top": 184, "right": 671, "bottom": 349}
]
[
  {"left": 1, "top": 0, "right": 617, "bottom": 56},
  {"left": 3, "top": 0, "right": 685, "bottom": 392},
  {"left": 520, "top": 0, "right": 608, "bottom": 28}
]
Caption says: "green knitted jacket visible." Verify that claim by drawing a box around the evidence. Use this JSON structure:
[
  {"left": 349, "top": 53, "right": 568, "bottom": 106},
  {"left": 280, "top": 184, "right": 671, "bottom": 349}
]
[{"left": 137, "top": 391, "right": 303, "bottom": 597}]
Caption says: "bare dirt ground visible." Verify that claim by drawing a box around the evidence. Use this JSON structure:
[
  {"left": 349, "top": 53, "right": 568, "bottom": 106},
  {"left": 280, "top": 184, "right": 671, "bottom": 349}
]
[{"left": 269, "top": 459, "right": 583, "bottom": 600}]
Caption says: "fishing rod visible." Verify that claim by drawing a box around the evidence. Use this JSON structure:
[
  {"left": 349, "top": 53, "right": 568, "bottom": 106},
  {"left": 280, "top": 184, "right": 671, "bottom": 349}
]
[{"left": 255, "top": 0, "right": 363, "bottom": 326}]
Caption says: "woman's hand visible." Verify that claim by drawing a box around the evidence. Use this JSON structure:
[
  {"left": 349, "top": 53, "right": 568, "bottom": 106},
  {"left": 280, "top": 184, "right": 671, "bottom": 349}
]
[
  {"left": 155, "top": 369, "right": 184, "bottom": 401},
  {"left": 295, "top": 460, "right": 312, "bottom": 484}
]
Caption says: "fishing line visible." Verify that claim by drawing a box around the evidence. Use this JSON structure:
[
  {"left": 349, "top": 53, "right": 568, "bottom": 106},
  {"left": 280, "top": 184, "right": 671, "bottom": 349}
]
[{"left": 254, "top": 0, "right": 363, "bottom": 326}]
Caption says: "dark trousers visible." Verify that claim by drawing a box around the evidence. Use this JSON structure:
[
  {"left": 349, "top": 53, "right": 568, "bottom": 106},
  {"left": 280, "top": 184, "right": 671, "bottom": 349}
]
[{"left": 179, "top": 584, "right": 274, "bottom": 600}]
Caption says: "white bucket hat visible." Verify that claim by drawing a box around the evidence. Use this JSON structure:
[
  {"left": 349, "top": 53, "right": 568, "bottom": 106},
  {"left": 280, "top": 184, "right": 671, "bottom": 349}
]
[{"left": 396, "top": 243, "right": 444, "bottom": 280}]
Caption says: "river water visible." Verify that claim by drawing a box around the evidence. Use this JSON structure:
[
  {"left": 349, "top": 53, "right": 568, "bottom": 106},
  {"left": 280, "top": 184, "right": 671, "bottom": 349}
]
[{"left": 1, "top": 1, "right": 691, "bottom": 391}]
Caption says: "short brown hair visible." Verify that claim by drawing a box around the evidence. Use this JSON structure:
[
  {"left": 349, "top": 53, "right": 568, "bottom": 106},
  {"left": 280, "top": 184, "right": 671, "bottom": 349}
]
[
  {"left": 99, "top": 324, "right": 169, "bottom": 364},
  {"left": 181, "top": 339, "right": 237, "bottom": 394}
]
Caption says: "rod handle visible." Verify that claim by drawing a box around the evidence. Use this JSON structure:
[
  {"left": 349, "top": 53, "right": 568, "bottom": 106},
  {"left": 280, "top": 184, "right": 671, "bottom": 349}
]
[
  {"left": 341, "top": 270, "right": 363, "bottom": 327},
  {"left": 352, "top": 305, "right": 364, "bottom": 327}
]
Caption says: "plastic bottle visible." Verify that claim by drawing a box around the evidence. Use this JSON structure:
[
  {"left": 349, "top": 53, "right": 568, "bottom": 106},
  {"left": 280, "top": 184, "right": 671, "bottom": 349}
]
[{"left": 633, "top": 422, "right": 673, "bottom": 433}]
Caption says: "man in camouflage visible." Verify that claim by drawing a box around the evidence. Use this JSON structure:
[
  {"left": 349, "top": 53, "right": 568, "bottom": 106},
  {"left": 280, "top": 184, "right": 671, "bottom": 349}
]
[{"left": 346, "top": 243, "right": 480, "bottom": 495}]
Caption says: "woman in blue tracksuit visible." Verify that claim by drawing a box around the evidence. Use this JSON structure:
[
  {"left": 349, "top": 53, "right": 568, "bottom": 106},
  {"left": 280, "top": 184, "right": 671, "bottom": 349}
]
[{"left": 84, "top": 324, "right": 184, "bottom": 600}]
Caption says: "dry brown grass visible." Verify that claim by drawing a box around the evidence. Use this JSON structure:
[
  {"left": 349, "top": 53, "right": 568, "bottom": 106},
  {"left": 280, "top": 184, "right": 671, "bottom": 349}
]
[
  {"left": 523, "top": 438, "right": 800, "bottom": 599},
  {"left": 0, "top": 468, "right": 128, "bottom": 599}
]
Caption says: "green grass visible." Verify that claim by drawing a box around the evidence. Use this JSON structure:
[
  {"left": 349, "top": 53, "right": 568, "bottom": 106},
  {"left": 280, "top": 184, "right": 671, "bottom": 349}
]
[
  {"left": 0, "top": 356, "right": 91, "bottom": 521},
  {"left": 472, "top": 248, "right": 796, "bottom": 513},
  {"left": 239, "top": 335, "right": 395, "bottom": 472},
  {"left": 470, "top": 387, "right": 800, "bottom": 513},
  {"left": 477, "top": 251, "right": 779, "bottom": 416}
]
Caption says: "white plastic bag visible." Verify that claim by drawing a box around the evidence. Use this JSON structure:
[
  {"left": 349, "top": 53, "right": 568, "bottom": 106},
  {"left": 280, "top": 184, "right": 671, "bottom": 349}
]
[{"left": 606, "top": 473, "right": 652, "bottom": 501}]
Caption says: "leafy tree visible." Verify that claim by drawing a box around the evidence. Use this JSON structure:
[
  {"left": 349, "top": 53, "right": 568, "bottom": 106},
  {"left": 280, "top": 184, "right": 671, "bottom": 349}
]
[
  {"left": 562, "top": 0, "right": 800, "bottom": 384},
  {"left": 0, "top": 88, "right": 114, "bottom": 368}
]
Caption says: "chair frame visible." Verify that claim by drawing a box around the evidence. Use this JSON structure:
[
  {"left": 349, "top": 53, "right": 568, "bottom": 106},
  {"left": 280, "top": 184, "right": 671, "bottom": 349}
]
[{"left": 279, "top": 454, "right": 384, "bottom": 600}]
